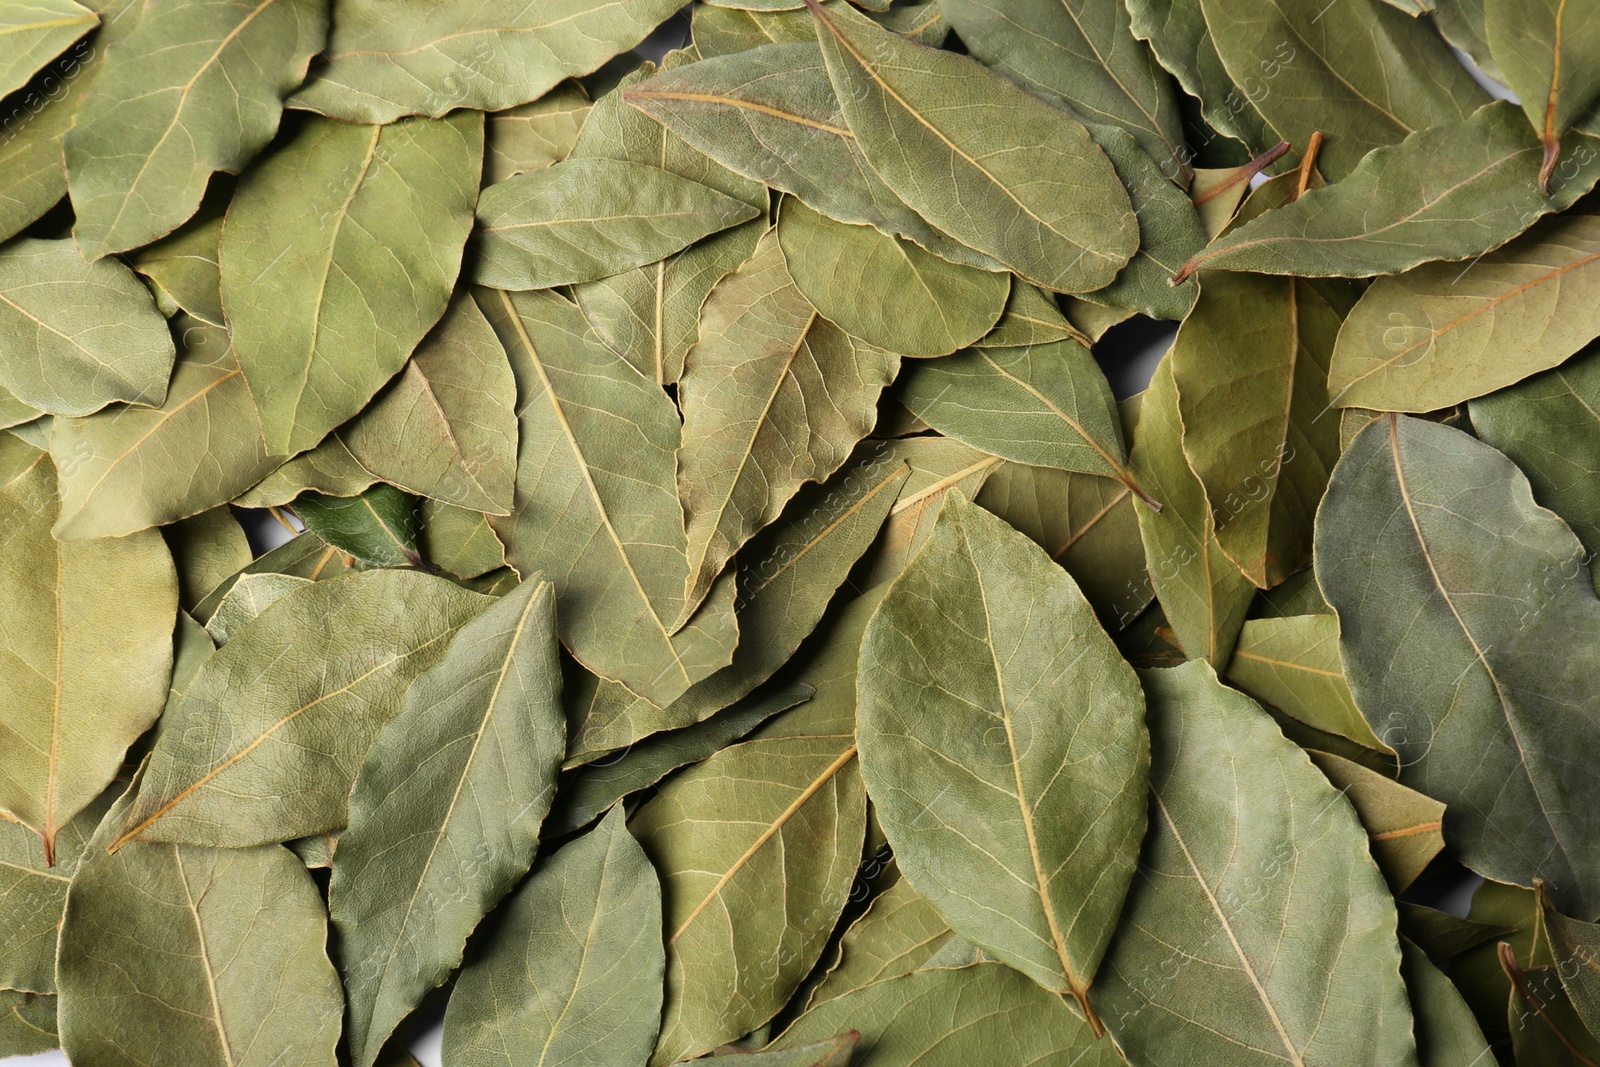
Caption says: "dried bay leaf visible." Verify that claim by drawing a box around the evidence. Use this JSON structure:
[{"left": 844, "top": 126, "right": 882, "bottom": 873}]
[
  {"left": 1401, "top": 939, "right": 1495, "bottom": 1067},
  {"left": 234, "top": 434, "right": 376, "bottom": 508},
  {"left": 1317, "top": 414, "right": 1600, "bottom": 917},
  {"left": 632, "top": 732, "right": 866, "bottom": 1065},
  {"left": 163, "top": 506, "right": 252, "bottom": 613},
  {"left": 481, "top": 286, "right": 740, "bottom": 707},
  {"left": 678, "top": 230, "right": 899, "bottom": 617},
  {"left": 1307, "top": 750, "right": 1446, "bottom": 892},
  {"left": 980, "top": 282, "right": 1090, "bottom": 349},
  {"left": 1096, "top": 661, "right": 1419, "bottom": 1066},
  {"left": 808, "top": 0, "right": 1137, "bottom": 293},
  {"left": 422, "top": 500, "right": 507, "bottom": 581},
  {"left": 0, "top": 990, "right": 56, "bottom": 1057},
  {"left": 221, "top": 111, "right": 481, "bottom": 455},
  {"left": 114, "top": 570, "right": 490, "bottom": 849},
  {"left": 203, "top": 572, "right": 311, "bottom": 646},
  {"left": 858, "top": 492, "right": 1148, "bottom": 1029},
  {"left": 0, "top": 788, "right": 112, "bottom": 993},
  {"left": 0, "top": 237, "right": 175, "bottom": 417},
  {"left": 340, "top": 296, "right": 518, "bottom": 515},
  {"left": 859, "top": 436, "right": 1002, "bottom": 591},
  {"left": 0, "top": 0, "right": 97, "bottom": 102},
  {"left": 287, "top": 0, "right": 686, "bottom": 123},
  {"left": 188, "top": 530, "right": 347, "bottom": 622},
  {"left": 294, "top": 484, "right": 423, "bottom": 569},
  {"left": 1177, "top": 103, "right": 1600, "bottom": 281},
  {"left": 333, "top": 579, "right": 564, "bottom": 1067},
  {"left": 720, "top": 1033, "right": 858, "bottom": 1067},
  {"left": 130, "top": 209, "right": 224, "bottom": 327},
  {"left": 474, "top": 156, "right": 761, "bottom": 291},
  {"left": 804, "top": 876, "right": 971, "bottom": 1010},
  {"left": 64, "top": 0, "right": 328, "bottom": 258},
  {"left": 0, "top": 454, "right": 176, "bottom": 862},
  {"left": 1330, "top": 215, "right": 1600, "bottom": 412},
  {"left": 484, "top": 81, "right": 590, "bottom": 184},
  {"left": 775, "top": 196, "right": 1006, "bottom": 357},
  {"left": 1486, "top": 0, "right": 1600, "bottom": 190},
  {"left": 51, "top": 317, "right": 281, "bottom": 540}
]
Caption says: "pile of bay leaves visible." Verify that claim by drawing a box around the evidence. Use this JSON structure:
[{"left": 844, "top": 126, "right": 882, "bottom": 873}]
[{"left": 6, "top": 0, "right": 1600, "bottom": 1064}]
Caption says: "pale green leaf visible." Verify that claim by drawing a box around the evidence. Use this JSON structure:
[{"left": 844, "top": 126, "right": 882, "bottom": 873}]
[
  {"left": 421, "top": 500, "right": 507, "bottom": 581},
  {"left": 0, "top": 0, "right": 97, "bottom": 102},
  {"left": 234, "top": 435, "right": 376, "bottom": 508},
  {"left": 0, "top": 788, "right": 112, "bottom": 993},
  {"left": 805, "top": 875, "right": 974, "bottom": 1010},
  {"left": 203, "top": 573, "right": 310, "bottom": 646},
  {"left": 0, "top": 989, "right": 56, "bottom": 1057},
  {"left": 163, "top": 506, "right": 253, "bottom": 613},
  {"left": 1487, "top": 0, "right": 1600, "bottom": 189},
  {"left": 484, "top": 81, "right": 590, "bottom": 184},
  {"left": 131, "top": 210, "right": 224, "bottom": 326},
  {"left": 1308, "top": 750, "right": 1445, "bottom": 892}
]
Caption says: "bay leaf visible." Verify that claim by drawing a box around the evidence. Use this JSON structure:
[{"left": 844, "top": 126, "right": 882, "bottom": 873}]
[
  {"left": 937, "top": 0, "right": 1188, "bottom": 182},
  {"left": 1176, "top": 103, "right": 1600, "bottom": 281},
  {"left": 114, "top": 570, "right": 490, "bottom": 849},
  {"left": 294, "top": 484, "right": 422, "bottom": 569},
  {"left": 1470, "top": 344, "right": 1600, "bottom": 555},
  {"left": 0, "top": 788, "right": 112, "bottom": 993},
  {"left": 859, "top": 436, "right": 1002, "bottom": 591},
  {"left": 287, "top": 0, "right": 686, "bottom": 123},
  {"left": 1095, "top": 660, "right": 1419, "bottom": 1066},
  {"left": 1127, "top": 355, "right": 1256, "bottom": 665},
  {"left": 980, "top": 282, "right": 1090, "bottom": 349},
  {"left": 1307, "top": 750, "right": 1446, "bottom": 892},
  {"left": 421, "top": 500, "right": 507, "bottom": 581},
  {"left": 0, "top": 237, "right": 175, "bottom": 417},
  {"left": 773, "top": 963, "right": 1115, "bottom": 1065},
  {"left": 203, "top": 572, "right": 311, "bottom": 646},
  {"left": 0, "top": 989, "right": 56, "bottom": 1057},
  {"left": 1401, "top": 939, "right": 1495, "bottom": 1067},
  {"left": 484, "top": 81, "right": 590, "bottom": 185},
  {"left": 287, "top": 832, "right": 335, "bottom": 870},
  {"left": 340, "top": 296, "right": 518, "bottom": 515},
  {"left": 234, "top": 434, "right": 376, "bottom": 508},
  {"left": 333, "top": 578, "right": 564, "bottom": 1067},
  {"left": 480, "top": 286, "right": 740, "bottom": 707},
  {"left": 575, "top": 218, "right": 764, "bottom": 386},
  {"left": 712, "top": 1033, "right": 858, "bottom": 1067},
  {"left": 1433, "top": 0, "right": 1500, "bottom": 80},
  {"left": 58, "top": 789, "right": 343, "bottom": 1067},
  {"left": 1062, "top": 295, "right": 1135, "bottom": 341},
  {"left": 0, "top": 0, "right": 97, "bottom": 102},
  {"left": 1316, "top": 413, "right": 1600, "bottom": 917},
  {"left": 805, "top": 876, "right": 972, "bottom": 1010},
  {"left": 0, "top": 453, "right": 176, "bottom": 862},
  {"left": 858, "top": 492, "right": 1147, "bottom": 1030},
  {"left": 474, "top": 156, "right": 761, "bottom": 291},
  {"left": 163, "top": 505, "right": 252, "bottom": 613},
  {"left": 130, "top": 209, "right": 224, "bottom": 326},
  {"left": 809, "top": 0, "right": 1136, "bottom": 292},
  {"left": 632, "top": 731, "right": 866, "bottom": 1065},
  {"left": 1330, "top": 214, "right": 1600, "bottom": 412},
  {"left": 1199, "top": 0, "right": 1484, "bottom": 181},
  {"left": 1486, "top": 0, "right": 1600, "bottom": 190},
  {"left": 220, "top": 111, "right": 482, "bottom": 455},
  {"left": 51, "top": 316, "right": 281, "bottom": 540},
  {"left": 188, "top": 529, "right": 348, "bottom": 622},
  {"left": 1544, "top": 896, "right": 1600, "bottom": 1039},
  {"left": 64, "top": 0, "right": 327, "bottom": 258},
  {"left": 677, "top": 230, "right": 899, "bottom": 617},
  {"left": 1174, "top": 272, "right": 1343, "bottom": 588}
]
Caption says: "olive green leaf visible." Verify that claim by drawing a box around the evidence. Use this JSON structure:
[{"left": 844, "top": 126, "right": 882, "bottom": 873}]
[
  {"left": 1486, "top": 0, "right": 1600, "bottom": 190},
  {"left": 719, "top": 1033, "right": 858, "bottom": 1067},
  {"left": 1316, "top": 414, "right": 1600, "bottom": 917},
  {"left": 333, "top": 578, "right": 564, "bottom": 1067},
  {"left": 1330, "top": 215, "right": 1600, "bottom": 413},
  {"left": 1471, "top": 343, "right": 1600, "bottom": 555},
  {"left": 234, "top": 435, "right": 376, "bottom": 508},
  {"left": 287, "top": 832, "right": 335, "bottom": 870},
  {"left": 0, "top": 454, "right": 175, "bottom": 863},
  {"left": 1308, "top": 750, "right": 1445, "bottom": 893},
  {"left": 575, "top": 218, "right": 764, "bottom": 386},
  {"left": 1173, "top": 272, "right": 1342, "bottom": 588},
  {"left": 858, "top": 492, "right": 1147, "bottom": 1030},
  {"left": 1199, "top": 0, "right": 1483, "bottom": 181},
  {"left": 981, "top": 282, "right": 1090, "bottom": 349},
  {"left": 1401, "top": 940, "right": 1495, "bottom": 1067},
  {"left": 0, "top": 388, "right": 41, "bottom": 432},
  {"left": 188, "top": 530, "right": 348, "bottom": 621},
  {"left": 114, "top": 570, "right": 490, "bottom": 849},
  {"left": 1096, "top": 661, "right": 1419, "bottom": 1066},
  {"left": 808, "top": 0, "right": 1136, "bottom": 293},
  {"left": 1543, "top": 895, "right": 1600, "bottom": 1038},
  {"left": 775, "top": 196, "right": 1007, "bottom": 357},
  {"left": 64, "top": 0, "right": 327, "bottom": 259},
  {"left": 860, "top": 436, "right": 1003, "bottom": 591},
  {"left": 58, "top": 791, "right": 343, "bottom": 1067},
  {"left": 1124, "top": 0, "right": 1279, "bottom": 158},
  {"left": 1176, "top": 103, "right": 1600, "bottom": 282},
  {"left": 632, "top": 732, "right": 866, "bottom": 1065},
  {"left": 1128, "top": 355, "right": 1256, "bottom": 667},
  {"left": 340, "top": 296, "right": 517, "bottom": 515},
  {"left": 938, "top": 0, "right": 1188, "bottom": 182},
  {"left": 806, "top": 876, "right": 974, "bottom": 1010},
  {"left": 442, "top": 807, "right": 663, "bottom": 1067},
  {"left": 485, "top": 81, "right": 590, "bottom": 185},
  {"left": 287, "top": 0, "right": 686, "bottom": 123},
  {"left": 569, "top": 454, "right": 906, "bottom": 763},
  {"left": 0, "top": 237, "right": 175, "bottom": 417},
  {"left": 294, "top": 484, "right": 423, "bottom": 569},
  {"left": 220, "top": 111, "right": 482, "bottom": 455},
  {"left": 204, "top": 573, "right": 311, "bottom": 646},
  {"left": 51, "top": 317, "right": 282, "bottom": 540},
  {"left": 132, "top": 211, "right": 224, "bottom": 327},
  {"left": 549, "top": 683, "right": 813, "bottom": 838},
  {"left": 164, "top": 506, "right": 253, "bottom": 613},
  {"left": 0, "top": 0, "right": 139, "bottom": 246},
  {"left": 0, "top": 0, "right": 97, "bottom": 102},
  {"left": 422, "top": 500, "right": 507, "bottom": 581},
  {"left": 474, "top": 157, "right": 761, "bottom": 291},
  {"left": 775, "top": 963, "right": 1116, "bottom": 1066},
  {"left": 1500, "top": 922, "right": 1600, "bottom": 1065},
  {"left": 480, "top": 286, "right": 740, "bottom": 707},
  {"left": 0, "top": 788, "right": 112, "bottom": 993},
  {"left": 896, "top": 339, "right": 1142, "bottom": 496},
  {"left": 678, "top": 230, "right": 900, "bottom": 618},
  {"left": 1225, "top": 614, "right": 1395, "bottom": 758},
  {"left": 0, "top": 989, "right": 56, "bottom": 1057}
]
